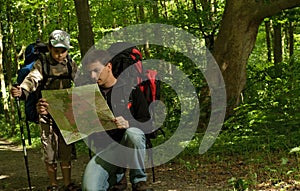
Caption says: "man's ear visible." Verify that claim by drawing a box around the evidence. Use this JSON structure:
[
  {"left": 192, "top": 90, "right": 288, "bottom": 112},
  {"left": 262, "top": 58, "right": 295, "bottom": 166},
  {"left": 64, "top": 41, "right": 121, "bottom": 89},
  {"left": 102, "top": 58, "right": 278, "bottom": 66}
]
[{"left": 106, "top": 62, "right": 113, "bottom": 69}]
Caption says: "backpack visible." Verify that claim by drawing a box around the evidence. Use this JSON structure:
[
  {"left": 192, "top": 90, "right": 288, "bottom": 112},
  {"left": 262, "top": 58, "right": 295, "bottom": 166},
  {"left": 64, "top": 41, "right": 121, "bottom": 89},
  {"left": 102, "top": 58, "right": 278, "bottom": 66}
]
[
  {"left": 17, "top": 39, "right": 73, "bottom": 123},
  {"left": 17, "top": 40, "right": 48, "bottom": 122},
  {"left": 107, "top": 42, "right": 164, "bottom": 182},
  {"left": 107, "top": 42, "right": 163, "bottom": 138},
  {"left": 17, "top": 40, "right": 49, "bottom": 83}
]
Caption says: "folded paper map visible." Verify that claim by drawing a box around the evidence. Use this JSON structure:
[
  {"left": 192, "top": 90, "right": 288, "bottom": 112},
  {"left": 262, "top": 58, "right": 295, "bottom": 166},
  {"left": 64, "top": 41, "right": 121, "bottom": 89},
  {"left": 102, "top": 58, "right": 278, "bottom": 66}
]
[{"left": 42, "top": 84, "right": 117, "bottom": 145}]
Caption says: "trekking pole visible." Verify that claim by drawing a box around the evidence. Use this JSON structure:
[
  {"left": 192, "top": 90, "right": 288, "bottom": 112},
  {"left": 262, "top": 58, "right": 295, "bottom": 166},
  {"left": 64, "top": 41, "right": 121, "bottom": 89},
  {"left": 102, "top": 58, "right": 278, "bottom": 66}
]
[
  {"left": 13, "top": 84, "right": 32, "bottom": 191},
  {"left": 25, "top": 119, "right": 32, "bottom": 145}
]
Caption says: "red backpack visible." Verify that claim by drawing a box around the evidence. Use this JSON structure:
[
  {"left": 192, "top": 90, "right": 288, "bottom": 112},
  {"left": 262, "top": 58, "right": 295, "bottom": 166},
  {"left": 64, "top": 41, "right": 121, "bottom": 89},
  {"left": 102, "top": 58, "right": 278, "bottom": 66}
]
[{"left": 108, "top": 42, "right": 160, "bottom": 107}]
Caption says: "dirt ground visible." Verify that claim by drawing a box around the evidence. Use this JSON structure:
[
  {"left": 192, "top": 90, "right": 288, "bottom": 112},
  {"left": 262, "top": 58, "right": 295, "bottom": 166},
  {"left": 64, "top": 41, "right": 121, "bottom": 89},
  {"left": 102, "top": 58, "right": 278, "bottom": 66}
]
[
  {"left": 0, "top": 138, "right": 212, "bottom": 191},
  {"left": 1, "top": 138, "right": 300, "bottom": 191}
]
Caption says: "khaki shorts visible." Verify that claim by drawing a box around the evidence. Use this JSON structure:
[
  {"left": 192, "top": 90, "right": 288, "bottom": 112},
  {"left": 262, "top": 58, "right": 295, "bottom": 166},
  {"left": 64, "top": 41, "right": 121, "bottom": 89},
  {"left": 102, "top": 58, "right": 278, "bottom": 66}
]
[{"left": 40, "top": 118, "right": 74, "bottom": 164}]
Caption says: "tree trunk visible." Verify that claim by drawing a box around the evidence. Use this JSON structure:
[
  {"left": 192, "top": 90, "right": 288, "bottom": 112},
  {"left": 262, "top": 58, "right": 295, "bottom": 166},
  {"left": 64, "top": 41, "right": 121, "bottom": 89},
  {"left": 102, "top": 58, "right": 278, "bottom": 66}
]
[
  {"left": 5, "top": 1, "right": 16, "bottom": 134},
  {"left": 196, "top": 0, "right": 218, "bottom": 51},
  {"left": 273, "top": 22, "right": 283, "bottom": 65},
  {"left": 139, "top": 5, "right": 145, "bottom": 22},
  {"left": 74, "top": 0, "right": 94, "bottom": 57},
  {"left": 0, "top": 24, "right": 9, "bottom": 122},
  {"left": 265, "top": 20, "right": 272, "bottom": 62},
  {"left": 160, "top": 0, "right": 168, "bottom": 19},
  {"left": 36, "top": 3, "right": 47, "bottom": 38},
  {"left": 152, "top": 0, "right": 159, "bottom": 20},
  {"left": 288, "top": 21, "right": 294, "bottom": 58},
  {"left": 212, "top": 0, "right": 300, "bottom": 117},
  {"left": 58, "top": 0, "right": 63, "bottom": 27}
]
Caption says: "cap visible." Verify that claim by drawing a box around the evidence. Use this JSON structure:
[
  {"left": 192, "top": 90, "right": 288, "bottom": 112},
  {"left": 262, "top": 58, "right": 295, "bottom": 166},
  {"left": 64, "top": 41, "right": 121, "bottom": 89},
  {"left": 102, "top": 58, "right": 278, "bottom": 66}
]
[{"left": 49, "top": 30, "right": 70, "bottom": 49}]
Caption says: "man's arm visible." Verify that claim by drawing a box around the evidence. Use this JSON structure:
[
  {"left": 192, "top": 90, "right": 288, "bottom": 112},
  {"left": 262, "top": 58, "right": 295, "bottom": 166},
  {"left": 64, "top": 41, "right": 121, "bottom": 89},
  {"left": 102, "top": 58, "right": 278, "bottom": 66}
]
[
  {"left": 130, "top": 87, "right": 153, "bottom": 133},
  {"left": 20, "top": 60, "right": 43, "bottom": 93},
  {"left": 11, "top": 60, "right": 43, "bottom": 99}
]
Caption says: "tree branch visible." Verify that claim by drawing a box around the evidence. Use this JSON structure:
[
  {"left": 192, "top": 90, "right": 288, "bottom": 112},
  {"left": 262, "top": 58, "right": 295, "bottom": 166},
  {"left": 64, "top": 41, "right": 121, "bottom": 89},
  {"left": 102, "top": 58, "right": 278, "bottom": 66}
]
[{"left": 250, "top": 0, "right": 300, "bottom": 19}]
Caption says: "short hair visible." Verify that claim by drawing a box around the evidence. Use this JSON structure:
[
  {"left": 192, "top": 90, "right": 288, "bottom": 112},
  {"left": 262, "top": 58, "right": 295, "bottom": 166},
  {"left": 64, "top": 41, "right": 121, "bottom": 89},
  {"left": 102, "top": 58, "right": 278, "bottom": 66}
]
[{"left": 82, "top": 49, "right": 112, "bottom": 67}]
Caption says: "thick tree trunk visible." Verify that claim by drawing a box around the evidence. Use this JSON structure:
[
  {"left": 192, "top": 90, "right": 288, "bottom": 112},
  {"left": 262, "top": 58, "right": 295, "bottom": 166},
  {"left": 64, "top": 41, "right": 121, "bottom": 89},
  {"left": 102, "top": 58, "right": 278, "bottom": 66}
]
[
  {"left": 212, "top": 0, "right": 300, "bottom": 116},
  {"left": 213, "top": 4, "right": 262, "bottom": 116},
  {"left": 74, "top": 0, "right": 95, "bottom": 57}
]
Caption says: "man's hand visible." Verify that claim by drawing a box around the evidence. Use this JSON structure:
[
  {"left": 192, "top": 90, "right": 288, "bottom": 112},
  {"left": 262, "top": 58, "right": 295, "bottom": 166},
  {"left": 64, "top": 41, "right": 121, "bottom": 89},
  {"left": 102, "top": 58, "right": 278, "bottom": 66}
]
[
  {"left": 36, "top": 98, "right": 49, "bottom": 115},
  {"left": 113, "top": 116, "right": 129, "bottom": 129},
  {"left": 10, "top": 85, "right": 22, "bottom": 98}
]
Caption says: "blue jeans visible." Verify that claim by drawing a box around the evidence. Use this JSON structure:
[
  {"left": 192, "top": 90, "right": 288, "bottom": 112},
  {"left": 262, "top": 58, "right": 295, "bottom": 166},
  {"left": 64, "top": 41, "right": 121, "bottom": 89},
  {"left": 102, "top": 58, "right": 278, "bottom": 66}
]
[{"left": 82, "top": 127, "right": 147, "bottom": 191}]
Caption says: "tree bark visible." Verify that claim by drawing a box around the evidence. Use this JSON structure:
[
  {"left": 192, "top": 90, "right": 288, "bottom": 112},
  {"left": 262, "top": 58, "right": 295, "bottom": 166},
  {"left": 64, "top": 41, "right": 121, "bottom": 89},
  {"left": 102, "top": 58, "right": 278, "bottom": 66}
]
[
  {"left": 197, "top": 0, "right": 219, "bottom": 51},
  {"left": 58, "top": 0, "right": 63, "bottom": 27},
  {"left": 0, "top": 24, "right": 9, "bottom": 122},
  {"left": 5, "top": 1, "right": 16, "bottom": 134},
  {"left": 139, "top": 4, "right": 146, "bottom": 23},
  {"left": 288, "top": 21, "right": 294, "bottom": 58},
  {"left": 74, "top": 0, "right": 95, "bottom": 58},
  {"left": 265, "top": 20, "right": 272, "bottom": 62},
  {"left": 273, "top": 22, "right": 282, "bottom": 65},
  {"left": 152, "top": 0, "right": 159, "bottom": 20},
  {"left": 212, "top": 0, "right": 300, "bottom": 116},
  {"left": 160, "top": 0, "right": 168, "bottom": 19}
]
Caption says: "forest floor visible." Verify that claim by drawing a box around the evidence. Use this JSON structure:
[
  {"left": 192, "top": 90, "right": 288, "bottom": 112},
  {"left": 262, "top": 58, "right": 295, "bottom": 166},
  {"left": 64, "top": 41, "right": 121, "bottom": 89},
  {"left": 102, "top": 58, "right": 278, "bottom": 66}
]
[{"left": 1, "top": 138, "right": 300, "bottom": 191}]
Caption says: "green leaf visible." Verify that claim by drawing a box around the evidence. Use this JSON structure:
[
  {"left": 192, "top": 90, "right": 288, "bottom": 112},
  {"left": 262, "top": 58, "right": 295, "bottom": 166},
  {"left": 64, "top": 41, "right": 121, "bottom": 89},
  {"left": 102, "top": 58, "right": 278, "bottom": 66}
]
[{"left": 289, "top": 147, "right": 300, "bottom": 153}]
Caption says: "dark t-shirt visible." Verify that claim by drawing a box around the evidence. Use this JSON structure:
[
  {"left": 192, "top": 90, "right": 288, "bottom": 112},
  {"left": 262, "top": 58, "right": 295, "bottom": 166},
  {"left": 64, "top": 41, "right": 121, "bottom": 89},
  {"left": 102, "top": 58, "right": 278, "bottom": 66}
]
[{"left": 99, "top": 79, "right": 151, "bottom": 143}]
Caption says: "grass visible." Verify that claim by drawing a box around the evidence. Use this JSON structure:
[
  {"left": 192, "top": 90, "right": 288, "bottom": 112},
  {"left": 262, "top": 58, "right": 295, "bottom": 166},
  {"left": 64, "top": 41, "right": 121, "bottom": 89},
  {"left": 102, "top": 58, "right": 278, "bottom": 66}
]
[{"left": 160, "top": 123, "right": 300, "bottom": 190}]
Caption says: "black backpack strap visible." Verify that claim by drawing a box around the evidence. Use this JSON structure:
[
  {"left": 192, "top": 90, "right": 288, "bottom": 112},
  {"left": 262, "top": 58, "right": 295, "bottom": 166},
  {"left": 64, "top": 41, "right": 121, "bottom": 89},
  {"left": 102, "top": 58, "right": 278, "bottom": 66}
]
[
  {"left": 66, "top": 54, "right": 73, "bottom": 78},
  {"left": 40, "top": 53, "right": 73, "bottom": 88},
  {"left": 40, "top": 53, "right": 48, "bottom": 90}
]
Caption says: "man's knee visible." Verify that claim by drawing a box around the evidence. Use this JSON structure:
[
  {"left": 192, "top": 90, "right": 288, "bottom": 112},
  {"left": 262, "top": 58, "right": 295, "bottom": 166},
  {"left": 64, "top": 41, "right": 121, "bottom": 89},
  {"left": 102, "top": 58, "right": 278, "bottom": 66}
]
[
  {"left": 83, "top": 156, "right": 109, "bottom": 191},
  {"left": 125, "top": 127, "right": 145, "bottom": 146}
]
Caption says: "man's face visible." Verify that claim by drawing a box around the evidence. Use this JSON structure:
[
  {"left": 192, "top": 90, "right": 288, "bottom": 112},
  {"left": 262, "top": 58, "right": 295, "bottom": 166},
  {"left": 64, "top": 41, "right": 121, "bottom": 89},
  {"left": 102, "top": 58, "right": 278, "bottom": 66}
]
[
  {"left": 49, "top": 47, "right": 68, "bottom": 63},
  {"left": 86, "top": 61, "right": 110, "bottom": 86}
]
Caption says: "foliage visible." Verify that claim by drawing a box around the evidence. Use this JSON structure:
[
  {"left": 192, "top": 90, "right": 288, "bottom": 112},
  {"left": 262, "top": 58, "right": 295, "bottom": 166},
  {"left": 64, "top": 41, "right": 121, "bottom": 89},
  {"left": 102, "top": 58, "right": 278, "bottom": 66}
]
[
  {"left": 217, "top": 51, "right": 300, "bottom": 154},
  {"left": 2, "top": 0, "right": 300, "bottom": 150},
  {"left": 1, "top": 1, "right": 300, "bottom": 190}
]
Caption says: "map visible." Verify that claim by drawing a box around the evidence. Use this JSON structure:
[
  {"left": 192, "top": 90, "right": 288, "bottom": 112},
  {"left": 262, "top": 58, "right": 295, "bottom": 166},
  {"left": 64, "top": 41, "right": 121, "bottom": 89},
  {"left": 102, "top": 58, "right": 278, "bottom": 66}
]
[{"left": 42, "top": 84, "right": 117, "bottom": 145}]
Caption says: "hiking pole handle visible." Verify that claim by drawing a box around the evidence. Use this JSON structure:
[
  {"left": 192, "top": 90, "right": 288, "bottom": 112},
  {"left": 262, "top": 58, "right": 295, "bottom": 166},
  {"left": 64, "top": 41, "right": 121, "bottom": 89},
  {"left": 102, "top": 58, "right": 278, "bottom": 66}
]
[
  {"left": 13, "top": 83, "right": 25, "bottom": 137},
  {"left": 12, "top": 83, "right": 26, "bottom": 143},
  {"left": 12, "top": 84, "right": 22, "bottom": 117},
  {"left": 13, "top": 83, "right": 32, "bottom": 146}
]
